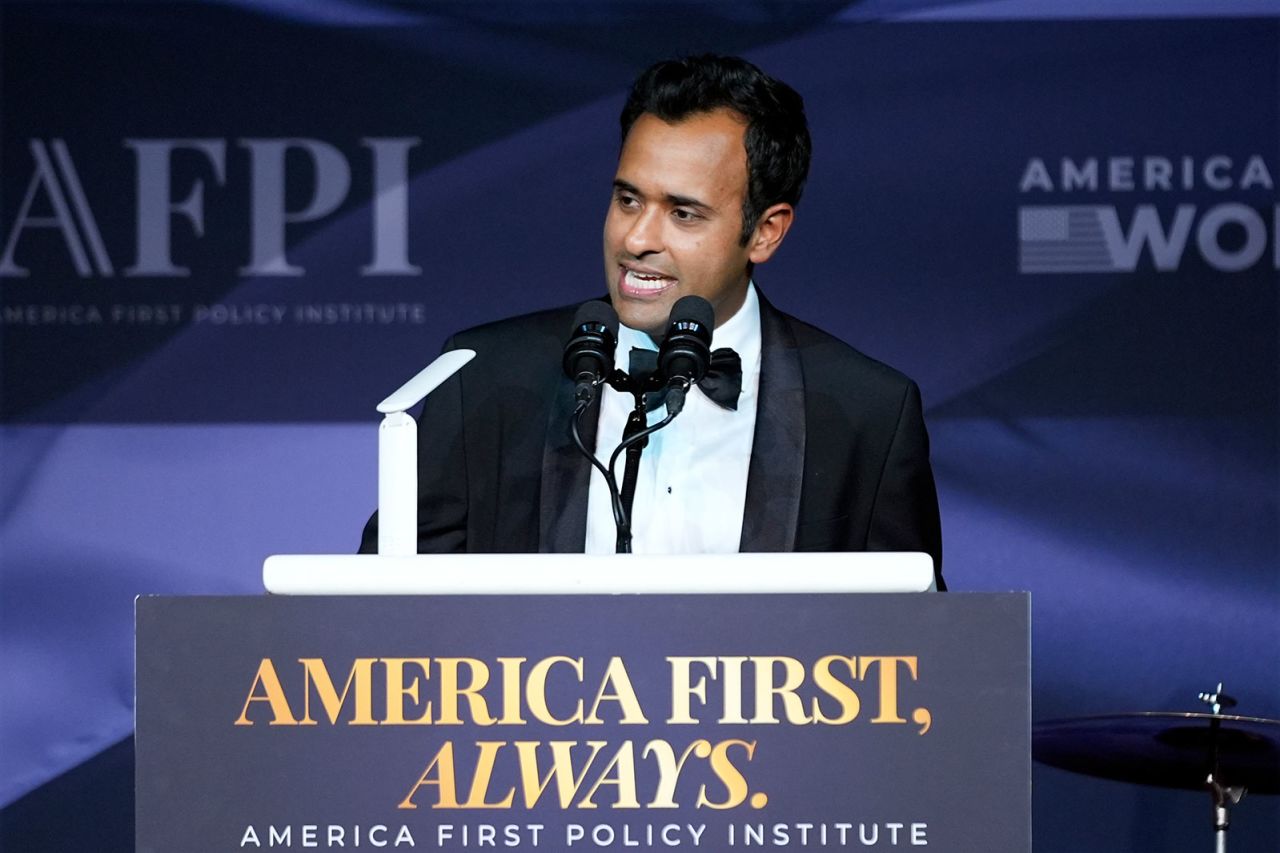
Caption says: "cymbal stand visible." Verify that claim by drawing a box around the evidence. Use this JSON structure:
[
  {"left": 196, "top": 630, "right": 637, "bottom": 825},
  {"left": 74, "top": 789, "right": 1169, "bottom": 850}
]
[{"left": 1198, "top": 684, "right": 1244, "bottom": 853}]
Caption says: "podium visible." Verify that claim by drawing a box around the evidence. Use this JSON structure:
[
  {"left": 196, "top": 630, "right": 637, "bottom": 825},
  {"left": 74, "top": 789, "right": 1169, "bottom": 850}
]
[{"left": 136, "top": 555, "right": 1028, "bottom": 852}]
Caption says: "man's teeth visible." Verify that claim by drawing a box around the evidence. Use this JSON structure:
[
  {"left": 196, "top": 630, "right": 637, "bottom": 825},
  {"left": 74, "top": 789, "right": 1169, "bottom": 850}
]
[{"left": 625, "top": 269, "right": 674, "bottom": 291}]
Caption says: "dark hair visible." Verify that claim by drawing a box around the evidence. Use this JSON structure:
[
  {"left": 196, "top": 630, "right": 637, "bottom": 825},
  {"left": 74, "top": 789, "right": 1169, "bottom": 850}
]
[{"left": 620, "top": 54, "right": 812, "bottom": 245}]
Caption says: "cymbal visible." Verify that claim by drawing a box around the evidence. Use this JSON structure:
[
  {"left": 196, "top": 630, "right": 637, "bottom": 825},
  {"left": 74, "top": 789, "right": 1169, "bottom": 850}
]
[{"left": 1033, "top": 712, "right": 1280, "bottom": 794}]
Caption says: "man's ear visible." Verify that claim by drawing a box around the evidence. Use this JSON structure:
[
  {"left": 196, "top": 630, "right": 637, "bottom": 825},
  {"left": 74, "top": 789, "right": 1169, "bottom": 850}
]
[{"left": 747, "top": 203, "right": 795, "bottom": 264}]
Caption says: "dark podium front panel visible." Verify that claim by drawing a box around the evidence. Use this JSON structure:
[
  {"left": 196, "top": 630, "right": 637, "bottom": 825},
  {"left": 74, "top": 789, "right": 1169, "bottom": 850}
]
[{"left": 137, "top": 592, "right": 1029, "bottom": 851}]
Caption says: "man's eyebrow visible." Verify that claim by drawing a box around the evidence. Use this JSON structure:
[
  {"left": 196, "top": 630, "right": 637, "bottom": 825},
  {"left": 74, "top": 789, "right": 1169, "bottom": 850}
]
[
  {"left": 664, "top": 193, "right": 713, "bottom": 214},
  {"left": 613, "top": 180, "right": 713, "bottom": 214}
]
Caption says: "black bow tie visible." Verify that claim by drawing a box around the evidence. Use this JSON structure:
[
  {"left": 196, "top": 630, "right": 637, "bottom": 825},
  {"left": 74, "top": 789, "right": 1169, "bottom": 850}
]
[{"left": 628, "top": 346, "right": 743, "bottom": 411}]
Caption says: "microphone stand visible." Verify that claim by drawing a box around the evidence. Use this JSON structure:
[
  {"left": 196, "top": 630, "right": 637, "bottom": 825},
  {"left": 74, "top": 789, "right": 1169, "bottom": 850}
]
[
  {"left": 567, "top": 368, "right": 678, "bottom": 554},
  {"left": 570, "top": 373, "right": 628, "bottom": 545},
  {"left": 615, "top": 400, "right": 648, "bottom": 553},
  {"left": 607, "top": 376, "right": 678, "bottom": 552}
]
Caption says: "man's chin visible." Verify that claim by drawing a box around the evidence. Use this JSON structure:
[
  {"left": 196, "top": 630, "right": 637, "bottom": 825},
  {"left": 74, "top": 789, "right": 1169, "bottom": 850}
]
[{"left": 611, "top": 295, "right": 675, "bottom": 338}]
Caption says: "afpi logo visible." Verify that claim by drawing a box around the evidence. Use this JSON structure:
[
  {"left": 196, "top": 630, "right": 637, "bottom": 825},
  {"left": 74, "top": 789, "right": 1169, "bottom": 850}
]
[
  {"left": 0, "top": 137, "right": 421, "bottom": 279},
  {"left": 1017, "top": 155, "right": 1276, "bottom": 274}
]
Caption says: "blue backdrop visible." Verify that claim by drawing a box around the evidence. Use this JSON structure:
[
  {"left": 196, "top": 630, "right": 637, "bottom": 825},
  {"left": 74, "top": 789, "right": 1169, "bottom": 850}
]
[{"left": 2, "top": 2, "right": 1277, "bottom": 850}]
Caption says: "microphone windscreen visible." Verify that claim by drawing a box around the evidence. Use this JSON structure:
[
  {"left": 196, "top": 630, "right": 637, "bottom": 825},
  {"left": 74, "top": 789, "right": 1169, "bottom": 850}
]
[
  {"left": 573, "top": 300, "right": 619, "bottom": 337},
  {"left": 668, "top": 295, "right": 715, "bottom": 335}
]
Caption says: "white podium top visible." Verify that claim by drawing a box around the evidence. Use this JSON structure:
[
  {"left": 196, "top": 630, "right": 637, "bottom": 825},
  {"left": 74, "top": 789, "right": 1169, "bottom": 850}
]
[{"left": 262, "top": 552, "right": 936, "bottom": 595}]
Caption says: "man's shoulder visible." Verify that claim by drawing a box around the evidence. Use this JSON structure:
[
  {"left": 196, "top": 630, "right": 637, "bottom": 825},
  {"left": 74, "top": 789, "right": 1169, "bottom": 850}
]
[
  {"left": 774, "top": 307, "right": 920, "bottom": 399},
  {"left": 439, "top": 303, "right": 592, "bottom": 394},
  {"left": 447, "top": 303, "right": 579, "bottom": 351}
]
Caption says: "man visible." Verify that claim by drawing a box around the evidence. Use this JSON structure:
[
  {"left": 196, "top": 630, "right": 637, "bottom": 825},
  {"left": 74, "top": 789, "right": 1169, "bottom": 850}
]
[{"left": 362, "top": 55, "right": 944, "bottom": 588}]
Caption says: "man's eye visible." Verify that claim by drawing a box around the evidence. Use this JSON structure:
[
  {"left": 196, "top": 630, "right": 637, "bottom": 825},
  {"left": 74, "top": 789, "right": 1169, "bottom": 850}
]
[
  {"left": 672, "top": 209, "right": 700, "bottom": 222},
  {"left": 616, "top": 194, "right": 639, "bottom": 209}
]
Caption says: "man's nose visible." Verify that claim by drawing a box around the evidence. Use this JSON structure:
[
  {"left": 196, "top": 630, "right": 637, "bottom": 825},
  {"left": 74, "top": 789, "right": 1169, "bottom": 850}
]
[{"left": 623, "top": 208, "right": 663, "bottom": 256}]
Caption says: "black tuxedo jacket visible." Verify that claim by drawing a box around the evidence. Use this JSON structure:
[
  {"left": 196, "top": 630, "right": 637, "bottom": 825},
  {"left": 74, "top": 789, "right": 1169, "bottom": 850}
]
[{"left": 361, "top": 293, "right": 944, "bottom": 589}]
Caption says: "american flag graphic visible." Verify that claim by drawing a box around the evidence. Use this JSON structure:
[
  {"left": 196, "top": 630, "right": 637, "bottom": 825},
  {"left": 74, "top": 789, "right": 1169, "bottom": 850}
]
[{"left": 1019, "top": 205, "right": 1120, "bottom": 273}]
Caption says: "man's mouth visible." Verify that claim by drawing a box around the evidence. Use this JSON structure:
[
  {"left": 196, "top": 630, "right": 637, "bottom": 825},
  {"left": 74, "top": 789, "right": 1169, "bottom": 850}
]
[{"left": 619, "top": 266, "right": 677, "bottom": 296}]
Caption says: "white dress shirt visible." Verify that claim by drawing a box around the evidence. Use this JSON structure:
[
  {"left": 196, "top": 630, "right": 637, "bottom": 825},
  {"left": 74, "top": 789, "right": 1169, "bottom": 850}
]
[{"left": 584, "top": 284, "right": 763, "bottom": 554}]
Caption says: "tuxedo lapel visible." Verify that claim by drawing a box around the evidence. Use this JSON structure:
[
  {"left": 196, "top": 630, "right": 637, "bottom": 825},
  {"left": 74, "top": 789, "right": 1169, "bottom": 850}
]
[
  {"left": 539, "top": 376, "right": 594, "bottom": 552},
  {"left": 739, "top": 295, "right": 805, "bottom": 551}
]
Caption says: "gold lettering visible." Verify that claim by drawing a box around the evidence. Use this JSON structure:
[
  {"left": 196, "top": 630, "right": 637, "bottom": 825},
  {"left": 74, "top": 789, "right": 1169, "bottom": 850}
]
[
  {"left": 718, "top": 657, "right": 748, "bottom": 723},
  {"left": 514, "top": 741, "right": 607, "bottom": 808},
  {"left": 696, "top": 739, "right": 756, "bottom": 809},
  {"left": 437, "top": 658, "right": 495, "bottom": 726},
  {"left": 584, "top": 657, "right": 648, "bottom": 724},
  {"left": 750, "top": 657, "right": 811, "bottom": 724},
  {"left": 810, "top": 655, "right": 860, "bottom": 725},
  {"left": 666, "top": 657, "right": 716, "bottom": 724},
  {"left": 398, "top": 740, "right": 458, "bottom": 809},
  {"left": 497, "top": 657, "right": 527, "bottom": 724},
  {"left": 383, "top": 658, "right": 432, "bottom": 725},
  {"left": 459, "top": 741, "right": 515, "bottom": 807},
  {"left": 525, "top": 657, "right": 584, "bottom": 725},
  {"left": 642, "top": 739, "right": 711, "bottom": 807},
  {"left": 234, "top": 658, "right": 298, "bottom": 726},
  {"left": 299, "top": 658, "right": 376, "bottom": 725},
  {"left": 578, "top": 741, "right": 640, "bottom": 808},
  {"left": 861, "top": 656, "right": 918, "bottom": 724}
]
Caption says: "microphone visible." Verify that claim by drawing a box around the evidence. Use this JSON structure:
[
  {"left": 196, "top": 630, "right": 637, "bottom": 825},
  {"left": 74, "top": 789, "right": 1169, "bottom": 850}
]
[
  {"left": 657, "top": 295, "right": 715, "bottom": 415},
  {"left": 562, "top": 301, "right": 628, "bottom": 550},
  {"left": 562, "top": 300, "right": 619, "bottom": 409}
]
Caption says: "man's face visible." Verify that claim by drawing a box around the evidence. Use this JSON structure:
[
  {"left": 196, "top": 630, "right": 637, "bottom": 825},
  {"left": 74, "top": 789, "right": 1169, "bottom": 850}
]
[{"left": 603, "top": 110, "right": 759, "bottom": 336}]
